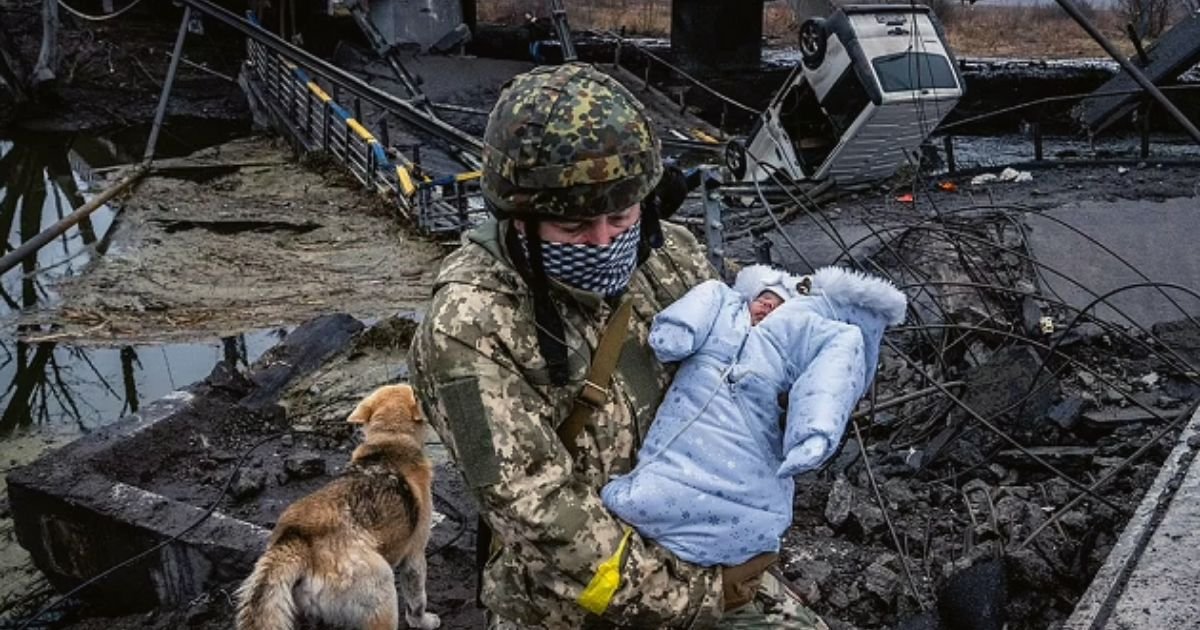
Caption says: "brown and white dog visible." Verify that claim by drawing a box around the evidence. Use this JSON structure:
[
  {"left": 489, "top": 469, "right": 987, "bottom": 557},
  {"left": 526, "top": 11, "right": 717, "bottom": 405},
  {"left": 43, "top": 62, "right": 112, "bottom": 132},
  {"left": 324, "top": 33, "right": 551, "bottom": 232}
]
[{"left": 235, "top": 384, "right": 441, "bottom": 630}]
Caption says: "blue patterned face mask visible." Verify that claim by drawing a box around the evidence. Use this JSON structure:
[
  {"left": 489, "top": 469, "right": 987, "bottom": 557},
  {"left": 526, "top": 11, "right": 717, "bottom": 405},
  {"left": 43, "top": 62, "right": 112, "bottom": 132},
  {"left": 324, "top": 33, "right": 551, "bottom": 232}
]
[{"left": 521, "top": 222, "right": 641, "bottom": 297}]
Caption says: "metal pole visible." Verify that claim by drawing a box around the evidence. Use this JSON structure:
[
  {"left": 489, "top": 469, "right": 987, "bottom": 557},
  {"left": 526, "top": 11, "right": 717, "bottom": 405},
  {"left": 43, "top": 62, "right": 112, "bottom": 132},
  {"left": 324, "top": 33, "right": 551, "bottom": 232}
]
[
  {"left": 1053, "top": 0, "right": 1200, "bottom": 144},
  {"left": 143, "top": 7, "right": 191, "bottom": 164},
  {"left": 701, "top": 171, "right": 727, "bottom": 280},
  {"left": 0, "top": 166, "right": 148, "bottom": 277}
]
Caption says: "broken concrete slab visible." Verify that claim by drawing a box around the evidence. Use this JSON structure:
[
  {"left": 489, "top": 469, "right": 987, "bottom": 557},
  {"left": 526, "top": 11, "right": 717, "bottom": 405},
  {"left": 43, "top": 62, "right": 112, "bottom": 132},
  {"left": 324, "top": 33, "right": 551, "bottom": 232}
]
[
  {"left": 1065, "top": 404, "right": 1200, "bottom": 629},
  {"left": 1082, "top": 406, "right": 1171, "bottom": 426},
  {"left": 1024, "top": 198, "right": 1200, "bottom": 328},
  {"left": 5, "top": 313, "right": 479, "bottom": 626}
]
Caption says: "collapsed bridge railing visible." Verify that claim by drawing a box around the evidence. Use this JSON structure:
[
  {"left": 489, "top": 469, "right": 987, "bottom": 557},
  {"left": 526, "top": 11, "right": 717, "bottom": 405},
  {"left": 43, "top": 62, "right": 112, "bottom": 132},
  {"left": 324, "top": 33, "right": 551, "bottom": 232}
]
[{"left": 242, "top": 37, "right": 485, "bottom": 235}]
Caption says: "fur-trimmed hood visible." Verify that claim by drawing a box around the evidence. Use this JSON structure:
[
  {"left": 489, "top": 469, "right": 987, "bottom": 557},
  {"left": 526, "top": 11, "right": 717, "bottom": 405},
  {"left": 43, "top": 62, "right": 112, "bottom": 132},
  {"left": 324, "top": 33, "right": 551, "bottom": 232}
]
[{"left": 810, "top": 266, "right": 907, "bottom": 326}]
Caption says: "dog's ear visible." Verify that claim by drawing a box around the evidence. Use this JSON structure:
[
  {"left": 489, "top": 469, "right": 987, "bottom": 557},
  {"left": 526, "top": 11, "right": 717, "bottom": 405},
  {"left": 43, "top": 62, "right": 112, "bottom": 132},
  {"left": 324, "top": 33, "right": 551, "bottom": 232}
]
[
  {"left": 398, "top": 384, "right": 423, "bottom": 423},
  {"left": 347, "top": 394, "right": 376, "bottom": 426}
]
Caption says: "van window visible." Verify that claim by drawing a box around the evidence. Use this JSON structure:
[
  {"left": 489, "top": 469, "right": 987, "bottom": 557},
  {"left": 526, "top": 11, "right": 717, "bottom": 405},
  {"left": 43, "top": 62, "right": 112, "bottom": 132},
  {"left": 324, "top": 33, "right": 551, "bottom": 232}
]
[{"left": 872, "top": 52, "right": 957, "bottom": 92}]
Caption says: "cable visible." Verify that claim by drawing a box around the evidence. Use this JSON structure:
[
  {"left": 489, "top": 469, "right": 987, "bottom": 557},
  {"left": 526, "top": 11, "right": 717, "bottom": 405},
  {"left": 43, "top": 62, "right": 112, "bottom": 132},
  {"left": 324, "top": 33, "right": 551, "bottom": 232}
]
[{"left": 57, "top": 0, "right": 148, "bottom": 22}]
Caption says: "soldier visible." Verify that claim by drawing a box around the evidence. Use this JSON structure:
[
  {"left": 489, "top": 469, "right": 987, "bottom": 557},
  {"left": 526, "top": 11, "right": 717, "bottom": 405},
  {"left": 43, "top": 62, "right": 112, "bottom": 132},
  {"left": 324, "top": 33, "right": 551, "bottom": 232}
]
[{"left": 409, "top": 63, "right": 829, "bottom": 629}]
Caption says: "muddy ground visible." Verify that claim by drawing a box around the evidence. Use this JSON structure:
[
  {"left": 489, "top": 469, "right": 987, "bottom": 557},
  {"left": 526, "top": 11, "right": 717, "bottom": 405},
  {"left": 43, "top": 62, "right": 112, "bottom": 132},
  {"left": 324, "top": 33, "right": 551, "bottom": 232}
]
[{"left": 17, "top": 136, "right": 448, "bottom": 344}]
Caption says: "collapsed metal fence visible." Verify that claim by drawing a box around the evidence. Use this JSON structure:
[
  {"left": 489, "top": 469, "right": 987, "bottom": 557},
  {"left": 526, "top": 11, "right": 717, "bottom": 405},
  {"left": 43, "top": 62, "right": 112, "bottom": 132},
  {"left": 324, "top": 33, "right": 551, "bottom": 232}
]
[{"left": 243, "top": 37, "right": 487, "bottom": 235}]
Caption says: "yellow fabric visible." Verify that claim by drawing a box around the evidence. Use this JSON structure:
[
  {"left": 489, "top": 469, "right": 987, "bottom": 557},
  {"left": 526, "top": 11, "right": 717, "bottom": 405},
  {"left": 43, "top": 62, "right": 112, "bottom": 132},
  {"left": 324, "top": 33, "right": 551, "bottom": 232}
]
[{"left": 577, "top": 527, "right": 633, "bottom": 615}]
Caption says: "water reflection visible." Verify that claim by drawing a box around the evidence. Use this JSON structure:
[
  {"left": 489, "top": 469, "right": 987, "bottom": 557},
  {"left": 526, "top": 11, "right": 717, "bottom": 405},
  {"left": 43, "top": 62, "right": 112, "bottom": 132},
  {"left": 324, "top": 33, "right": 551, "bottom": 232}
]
[{"left": 0, "top": 128, "right": 273, "bottom": 442}]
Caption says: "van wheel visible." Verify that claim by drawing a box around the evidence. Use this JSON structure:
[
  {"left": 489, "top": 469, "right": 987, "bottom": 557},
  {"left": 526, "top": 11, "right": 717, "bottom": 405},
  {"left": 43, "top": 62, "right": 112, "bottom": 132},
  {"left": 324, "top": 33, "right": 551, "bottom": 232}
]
[
  {"left": 724, "top": 139, "right": 747, "bottom": 180},
  {"left": 799, "top": 18, "right": 828, "bottom": 69}
]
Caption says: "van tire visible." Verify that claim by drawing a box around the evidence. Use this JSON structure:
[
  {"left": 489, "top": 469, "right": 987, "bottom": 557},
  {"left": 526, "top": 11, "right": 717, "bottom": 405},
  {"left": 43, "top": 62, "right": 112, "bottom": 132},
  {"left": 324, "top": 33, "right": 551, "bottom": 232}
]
[
  {"left": 724, "top": 140, "right": 747, "bottom": 180},
  {"left": 799, "top": 18, "right": 828, "bottom": 69}
]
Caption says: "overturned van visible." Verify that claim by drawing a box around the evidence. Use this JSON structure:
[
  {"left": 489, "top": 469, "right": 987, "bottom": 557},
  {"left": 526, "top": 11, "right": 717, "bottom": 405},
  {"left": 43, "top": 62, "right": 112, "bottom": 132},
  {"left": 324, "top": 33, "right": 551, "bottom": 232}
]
[{"left": 726, "top": 4, "right": 964, "bottom": 187}]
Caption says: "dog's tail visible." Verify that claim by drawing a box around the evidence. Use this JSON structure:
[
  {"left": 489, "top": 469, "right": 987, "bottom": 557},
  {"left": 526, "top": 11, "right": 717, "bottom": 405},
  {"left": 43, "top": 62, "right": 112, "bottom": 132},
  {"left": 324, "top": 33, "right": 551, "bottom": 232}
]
[{"left": 235, "top": 541, "right": 306, "bottom": 630}]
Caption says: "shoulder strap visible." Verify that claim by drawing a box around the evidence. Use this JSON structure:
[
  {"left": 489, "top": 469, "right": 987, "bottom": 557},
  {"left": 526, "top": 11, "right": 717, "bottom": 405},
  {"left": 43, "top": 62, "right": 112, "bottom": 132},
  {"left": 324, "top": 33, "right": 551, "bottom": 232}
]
[{"left": 556, "top": 299, "right": 634, "bottom": 456}]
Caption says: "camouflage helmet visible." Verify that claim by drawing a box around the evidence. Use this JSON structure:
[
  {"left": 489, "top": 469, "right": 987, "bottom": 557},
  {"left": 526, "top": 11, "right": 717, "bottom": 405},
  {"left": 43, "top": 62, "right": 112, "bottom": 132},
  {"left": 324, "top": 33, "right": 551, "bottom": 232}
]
[{"left": 482, "top": 63, "right": 663, "bottom": 219}]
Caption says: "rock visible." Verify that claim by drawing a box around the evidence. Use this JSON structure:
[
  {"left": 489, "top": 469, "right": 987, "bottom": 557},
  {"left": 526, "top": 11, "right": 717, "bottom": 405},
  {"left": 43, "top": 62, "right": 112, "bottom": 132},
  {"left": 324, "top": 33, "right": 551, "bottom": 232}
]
[
  {"left": 793, "top": 577, "right": 821, "bottom": 604},
  {"left": 1078, "top": 371, "right": 1097, "bottom": 388},
  {"left": 1152, "top": 318, "right": 1200, "bottom": 369},
  {"left": 1058, "top": 509, "right": 1088, "bottom": 533},
  {"left": 938, "top": 559, "right": 1006, "bottom": 630},
  {"left": 1054, "top": 323, "right": 1105, "bottom": 349},
  {"left": 863, "top": 560, "right": 900, "bottom": 600},
  {"left": 1157, "top": 394, "right": 1182, "bottom": 409},
  {"left": 284, "top": 454, "right": 326, "bottom": 479},
  {"left": 1020, "top": 296, "right": 1042, "bottom": 336},
  {"left": 1102, "top": 387, "right": 1125, "bottom": 404},
  {"left": 895, "top": 611, "right": 941, "bottom": 630},
  {"left": 1007, "top": 547, "right": 1057, "bottom": 590},
  {"left": 802, "top": 560, "right": 835, "bottom": 585},
  {"left": 825, "top": 475, "right": 854, "bottom": 527},
  {"left": 1046, "top": 396, "right": 1085, "bottom": 430},
  {"left": 830, "top": 439, "right": 862, "bottom": 475},
  {"left": 1187, "top": 434, "right": 1200, "bottom": 450},
  {"left": 882, "top": 478, "right": 918, "bottom": 510},
  {"left": 851, "top": 503, "right": 886, "bottom": 538},
  {"left": 206, "top": 359, "right": 254, "bottom": 396},
  {"left": 960, "top": 346, "right": 1059, "bottom": 428},
  {"left": 828, "top": 587, "right": 851, "bottom": 609},
  {"left": 231, "top": 469, "right": 267, "bottom": 501},
  {"left": 280, "top": 434, "right": 295, "bottom": 448}
]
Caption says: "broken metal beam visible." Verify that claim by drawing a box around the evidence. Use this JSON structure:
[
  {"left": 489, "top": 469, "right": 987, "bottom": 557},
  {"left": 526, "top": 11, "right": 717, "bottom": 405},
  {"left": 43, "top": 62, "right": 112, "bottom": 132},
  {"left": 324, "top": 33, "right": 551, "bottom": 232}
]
[
  {"left": 1079, "top": 11, "right": 1200, "bottom": 136},
  {"left": 1055, "top": 0, "right": 1200, "bottom": 144}
]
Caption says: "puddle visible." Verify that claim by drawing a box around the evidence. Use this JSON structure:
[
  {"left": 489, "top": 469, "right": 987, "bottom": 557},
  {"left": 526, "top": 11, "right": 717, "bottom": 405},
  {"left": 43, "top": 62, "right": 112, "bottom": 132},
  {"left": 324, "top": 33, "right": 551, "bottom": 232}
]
[{"left": 0, "top": 125, "right": 276, "bottom": 455}]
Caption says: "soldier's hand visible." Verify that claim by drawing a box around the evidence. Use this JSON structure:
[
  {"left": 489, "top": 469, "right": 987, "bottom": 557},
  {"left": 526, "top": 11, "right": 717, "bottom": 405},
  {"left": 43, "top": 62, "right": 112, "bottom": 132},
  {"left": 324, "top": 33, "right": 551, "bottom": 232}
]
[{"left": 721, "top": 552, "right": 777, "bottom": 611}]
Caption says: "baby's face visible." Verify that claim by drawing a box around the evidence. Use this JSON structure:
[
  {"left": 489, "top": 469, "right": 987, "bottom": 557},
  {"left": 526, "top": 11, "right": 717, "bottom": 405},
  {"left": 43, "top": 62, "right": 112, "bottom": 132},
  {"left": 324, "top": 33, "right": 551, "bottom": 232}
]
[{"left": 749, "top": 291, "right": 784, "bottom": 326}]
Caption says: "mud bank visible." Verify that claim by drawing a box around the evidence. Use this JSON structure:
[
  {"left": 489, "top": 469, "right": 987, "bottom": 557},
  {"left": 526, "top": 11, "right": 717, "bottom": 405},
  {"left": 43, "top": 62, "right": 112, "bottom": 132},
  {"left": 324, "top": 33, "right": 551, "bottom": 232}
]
[{"left": 19, "top": 136, "right": 446, "bottom": 344}]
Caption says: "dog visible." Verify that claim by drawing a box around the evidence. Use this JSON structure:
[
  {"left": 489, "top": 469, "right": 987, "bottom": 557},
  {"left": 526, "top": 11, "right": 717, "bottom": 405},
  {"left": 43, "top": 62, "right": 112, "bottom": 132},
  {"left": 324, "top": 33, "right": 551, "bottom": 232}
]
[{"left": 235, "top": 384, "right": 441, "bottom": 630}]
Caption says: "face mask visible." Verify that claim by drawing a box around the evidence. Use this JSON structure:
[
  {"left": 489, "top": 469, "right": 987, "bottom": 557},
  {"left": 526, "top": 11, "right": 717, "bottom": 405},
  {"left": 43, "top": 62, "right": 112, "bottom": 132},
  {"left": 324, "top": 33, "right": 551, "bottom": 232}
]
[{"left": 521, "top": 221, "right": 641, "bottom": 297}]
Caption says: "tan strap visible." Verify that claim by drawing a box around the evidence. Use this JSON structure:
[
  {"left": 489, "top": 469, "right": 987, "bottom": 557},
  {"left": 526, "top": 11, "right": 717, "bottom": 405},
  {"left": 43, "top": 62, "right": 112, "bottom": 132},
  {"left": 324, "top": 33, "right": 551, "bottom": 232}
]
[{"left": 556, "top": 300, "right": 634, "bottom": 456}]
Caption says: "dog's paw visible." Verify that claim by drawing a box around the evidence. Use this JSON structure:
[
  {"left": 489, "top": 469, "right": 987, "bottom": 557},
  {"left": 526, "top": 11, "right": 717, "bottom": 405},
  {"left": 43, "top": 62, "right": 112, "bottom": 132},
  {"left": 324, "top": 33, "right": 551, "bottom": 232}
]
[{"left": 407, "top": 612, "right": 440, "bottom": 630}]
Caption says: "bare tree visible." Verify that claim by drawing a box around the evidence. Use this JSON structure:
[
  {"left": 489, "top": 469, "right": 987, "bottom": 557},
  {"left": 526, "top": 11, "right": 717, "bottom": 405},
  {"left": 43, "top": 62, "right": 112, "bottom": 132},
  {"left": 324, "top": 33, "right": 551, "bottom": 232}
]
[{"left": 1117, "top": 0, "right": 1173, "bottom": 39}]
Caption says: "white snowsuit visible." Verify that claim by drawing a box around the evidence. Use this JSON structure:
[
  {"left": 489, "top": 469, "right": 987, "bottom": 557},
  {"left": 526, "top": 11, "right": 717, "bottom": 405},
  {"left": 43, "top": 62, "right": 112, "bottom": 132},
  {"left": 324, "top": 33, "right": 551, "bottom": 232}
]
[{"left": 601, "top": 266, "right": 907, "bottom": 566}]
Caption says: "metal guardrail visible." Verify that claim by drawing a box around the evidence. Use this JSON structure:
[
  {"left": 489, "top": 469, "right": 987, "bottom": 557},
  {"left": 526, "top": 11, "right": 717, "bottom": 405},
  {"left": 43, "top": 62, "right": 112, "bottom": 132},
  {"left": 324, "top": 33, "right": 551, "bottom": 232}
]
[{"left": 243, "top": 32, "right": 487, "bottom": 235}]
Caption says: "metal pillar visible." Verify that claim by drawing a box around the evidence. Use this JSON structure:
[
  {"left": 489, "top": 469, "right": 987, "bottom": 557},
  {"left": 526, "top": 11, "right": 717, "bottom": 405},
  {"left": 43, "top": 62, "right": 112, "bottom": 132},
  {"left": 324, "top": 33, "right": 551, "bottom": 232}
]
[
  {"left": 143, "top": 7, "right": 191, "bottom": 164},
  {"left": 549, "top": 0, "right": 577, "bottom": 62},
  {"left": 1053, "top": 0, "right": 1200, "bottom": 145},
  {"left": 701, "top": 171, "right": 727, "bottom": 280}
]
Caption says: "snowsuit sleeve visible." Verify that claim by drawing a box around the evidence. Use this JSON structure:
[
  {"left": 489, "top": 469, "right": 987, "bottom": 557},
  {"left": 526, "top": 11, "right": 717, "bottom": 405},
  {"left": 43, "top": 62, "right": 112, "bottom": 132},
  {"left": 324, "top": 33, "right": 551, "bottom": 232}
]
[
  {"left": 410, "top": 284, "right": 723, "bottom": 628},
  {"left": 775, "top": 312, "right": 868, "bottom": 477},
  {"left": 777, "top": 267, "right": 908, "bottom": 477},
  {"left": 649, "top": 279, "right": 728, "bottom": 363}
]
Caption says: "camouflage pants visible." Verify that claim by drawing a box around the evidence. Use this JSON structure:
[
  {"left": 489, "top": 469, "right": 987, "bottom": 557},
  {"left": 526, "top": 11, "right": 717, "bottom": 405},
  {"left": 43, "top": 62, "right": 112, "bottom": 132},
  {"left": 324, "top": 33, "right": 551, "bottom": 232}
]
[{"left": 487, "top": 569, "right": 828, "bottom": 630}]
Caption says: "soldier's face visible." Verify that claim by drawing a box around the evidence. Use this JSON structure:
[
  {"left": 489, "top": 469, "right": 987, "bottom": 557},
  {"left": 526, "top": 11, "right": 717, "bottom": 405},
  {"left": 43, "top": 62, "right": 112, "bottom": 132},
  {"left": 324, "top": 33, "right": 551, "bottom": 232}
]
[
  {"left": 517, "top": 204, "right": 642, "bottom": 246},
  {"left": 749, "top": 291, "right": 784, "bottom": 325}
]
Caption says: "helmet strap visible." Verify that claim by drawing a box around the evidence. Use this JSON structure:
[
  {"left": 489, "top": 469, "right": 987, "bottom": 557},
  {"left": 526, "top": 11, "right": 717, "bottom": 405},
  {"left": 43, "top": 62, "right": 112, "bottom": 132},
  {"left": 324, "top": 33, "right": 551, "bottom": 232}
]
[{"left": 505, "top": 220, "right": 571, "bottom": 387}]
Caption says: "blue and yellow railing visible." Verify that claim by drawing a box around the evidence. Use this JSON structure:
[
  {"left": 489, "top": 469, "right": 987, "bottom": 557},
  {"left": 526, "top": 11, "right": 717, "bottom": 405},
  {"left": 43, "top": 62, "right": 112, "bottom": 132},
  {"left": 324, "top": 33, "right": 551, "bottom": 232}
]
[{"left": 243, "top": 37, "right": 487, "bottom": 235}]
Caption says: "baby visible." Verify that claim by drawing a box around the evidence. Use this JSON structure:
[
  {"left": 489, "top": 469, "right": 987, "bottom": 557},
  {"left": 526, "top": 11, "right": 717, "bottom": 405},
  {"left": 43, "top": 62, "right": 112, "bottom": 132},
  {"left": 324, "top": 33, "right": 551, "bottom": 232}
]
[{"left": 601, "top": 264, "right": 906, "bottom": 566}]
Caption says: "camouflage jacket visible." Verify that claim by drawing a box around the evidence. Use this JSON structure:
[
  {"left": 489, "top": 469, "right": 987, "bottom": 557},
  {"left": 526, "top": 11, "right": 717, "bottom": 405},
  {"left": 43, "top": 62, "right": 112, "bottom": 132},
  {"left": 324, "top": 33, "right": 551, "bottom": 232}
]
[{"left": 409, "top": 219, "right": 723, "bottom": 628}]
